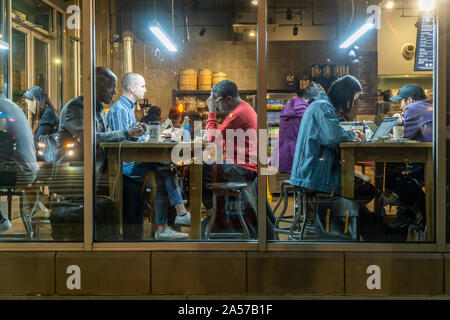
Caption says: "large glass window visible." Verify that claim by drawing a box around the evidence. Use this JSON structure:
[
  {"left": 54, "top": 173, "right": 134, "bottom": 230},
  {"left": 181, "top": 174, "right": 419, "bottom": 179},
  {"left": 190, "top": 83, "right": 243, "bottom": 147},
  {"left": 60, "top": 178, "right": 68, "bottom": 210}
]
[
  {"left": 0, "top": 1, "right": 84, "bottom": 242},
  {"left": 0, "top": 0, "right": 9, "bottom": 96},
  {"left": 267, "top": 0, "right": 435, "bottom": 243},
  {"left": 12, "top": 0, "right": 53, "bottom": 33},
  {"left": 94, "top": 0, "right": 258, "bottom": 242}
]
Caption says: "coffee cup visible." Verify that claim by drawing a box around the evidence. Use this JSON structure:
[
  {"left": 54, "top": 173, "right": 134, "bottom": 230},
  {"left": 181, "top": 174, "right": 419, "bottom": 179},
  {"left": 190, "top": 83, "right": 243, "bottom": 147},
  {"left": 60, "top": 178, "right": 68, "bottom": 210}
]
[
  {"left": 393, "top": 124, "right": 404, "bottom": 139},
  {"left": 147, "top": 121, "right": 161, "bottom": 143}
]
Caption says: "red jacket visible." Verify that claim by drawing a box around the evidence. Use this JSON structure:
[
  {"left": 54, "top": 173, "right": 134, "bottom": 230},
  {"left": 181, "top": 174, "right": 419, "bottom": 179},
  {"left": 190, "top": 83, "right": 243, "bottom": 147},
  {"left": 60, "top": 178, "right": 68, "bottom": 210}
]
[{"left": 206, "top": 101, "right": 257, "bottom": 172}]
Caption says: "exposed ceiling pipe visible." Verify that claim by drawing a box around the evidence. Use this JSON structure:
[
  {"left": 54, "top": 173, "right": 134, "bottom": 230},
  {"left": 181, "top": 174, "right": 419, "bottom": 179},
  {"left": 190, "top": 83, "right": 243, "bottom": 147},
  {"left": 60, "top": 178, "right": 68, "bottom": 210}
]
[{"left": 184, "top": 7, "right": 190, "bottom": 43}]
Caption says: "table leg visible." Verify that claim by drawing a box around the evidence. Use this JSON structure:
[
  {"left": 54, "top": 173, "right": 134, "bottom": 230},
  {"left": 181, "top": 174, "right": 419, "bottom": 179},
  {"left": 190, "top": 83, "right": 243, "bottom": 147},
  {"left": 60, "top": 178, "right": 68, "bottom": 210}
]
[
  {"left": 108, "top": 149, "right": 123, "bottom": 237},
  {"left": 341, "top": 148, "right": 355, "bottom": 198},
  {"left": 190, "top": 164, "right": 203, "bottom": 239},
  {"left": 374, "top": 163, "right": 384, "bottom": 216},
  {"left": 425, "top": 148, "right": 433, "bottom": 242}
]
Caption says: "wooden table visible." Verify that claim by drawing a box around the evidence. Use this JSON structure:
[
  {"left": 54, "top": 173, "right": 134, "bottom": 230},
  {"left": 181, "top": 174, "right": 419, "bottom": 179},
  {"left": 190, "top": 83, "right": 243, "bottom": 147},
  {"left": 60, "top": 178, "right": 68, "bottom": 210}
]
[
  {"left": 101, "top": 142, "right": 203, "bottom": 239},
  {"left": 340, "top": 142, "right": 433, "bottom": 241}
]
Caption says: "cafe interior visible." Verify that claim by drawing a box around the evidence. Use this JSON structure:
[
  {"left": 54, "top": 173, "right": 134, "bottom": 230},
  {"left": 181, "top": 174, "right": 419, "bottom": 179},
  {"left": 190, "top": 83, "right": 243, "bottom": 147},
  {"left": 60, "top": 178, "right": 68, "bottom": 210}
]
[{"left": 0, "top": 0, "right": 446, "bottom": 247}]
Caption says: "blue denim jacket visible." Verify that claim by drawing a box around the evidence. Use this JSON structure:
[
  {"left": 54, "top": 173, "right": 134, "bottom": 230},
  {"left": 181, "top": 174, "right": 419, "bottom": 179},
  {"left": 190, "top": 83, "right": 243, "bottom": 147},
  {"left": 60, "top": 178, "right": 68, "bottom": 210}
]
[{"left": 289, "top": 92, "right": 355, "bottom": 195}]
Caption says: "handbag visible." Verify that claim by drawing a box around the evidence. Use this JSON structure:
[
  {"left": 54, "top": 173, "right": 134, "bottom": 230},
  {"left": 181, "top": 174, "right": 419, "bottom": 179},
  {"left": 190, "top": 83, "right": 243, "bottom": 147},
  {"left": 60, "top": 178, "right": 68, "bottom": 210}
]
[
  {"left": 36, "top": 133, "right": 59, "bottom": 163},
  {"left": 315, "top": 188, "right": 360, "bottom": 241}
]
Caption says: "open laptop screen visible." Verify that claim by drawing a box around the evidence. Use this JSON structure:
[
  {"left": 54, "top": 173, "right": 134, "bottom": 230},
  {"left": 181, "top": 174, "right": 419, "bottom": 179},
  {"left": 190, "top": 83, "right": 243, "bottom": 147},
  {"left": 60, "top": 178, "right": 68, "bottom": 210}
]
[{"left": 369, "top": 117, "right": 398, "bottom": 141}]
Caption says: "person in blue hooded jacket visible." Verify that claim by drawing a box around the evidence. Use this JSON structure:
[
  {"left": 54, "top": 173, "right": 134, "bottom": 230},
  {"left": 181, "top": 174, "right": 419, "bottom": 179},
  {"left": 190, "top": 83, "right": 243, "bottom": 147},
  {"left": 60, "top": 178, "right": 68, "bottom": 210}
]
[{"left": 289, "top": 75, "right": 366, "bottom": 195}]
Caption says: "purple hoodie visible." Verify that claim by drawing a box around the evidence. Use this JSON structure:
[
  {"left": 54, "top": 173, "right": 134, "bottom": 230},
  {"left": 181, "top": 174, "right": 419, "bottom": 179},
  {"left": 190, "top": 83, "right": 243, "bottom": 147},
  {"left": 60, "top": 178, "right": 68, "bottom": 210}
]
[
  {"left": 403, "top": 99, "right": 433, "bottom": 142},
  {"left": 277, "top": 97, "right": 309, "bottom": 174}
]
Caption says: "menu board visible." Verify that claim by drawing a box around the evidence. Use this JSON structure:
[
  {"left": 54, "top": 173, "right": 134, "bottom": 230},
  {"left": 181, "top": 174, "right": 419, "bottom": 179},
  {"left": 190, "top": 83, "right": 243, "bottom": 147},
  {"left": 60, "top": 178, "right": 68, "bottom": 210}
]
[{"left": 414, "top": 13, "right": 435, "bottom": 71}]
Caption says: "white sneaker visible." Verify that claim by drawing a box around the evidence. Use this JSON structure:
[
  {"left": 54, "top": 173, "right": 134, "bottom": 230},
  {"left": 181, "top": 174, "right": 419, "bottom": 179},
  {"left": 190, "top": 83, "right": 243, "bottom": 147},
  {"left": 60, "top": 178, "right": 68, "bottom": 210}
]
[
  {"left": 0, "top": 218, "right": 12, "bottom": 233},
  {"left": 155, "top": 226, "right": 189, "bottom": 240},
  {"left": 175, "top": 212, "right": 191, "bottom": 226},
  {"left": 32, "top": 202, "right": 50, "bottom": 220}
]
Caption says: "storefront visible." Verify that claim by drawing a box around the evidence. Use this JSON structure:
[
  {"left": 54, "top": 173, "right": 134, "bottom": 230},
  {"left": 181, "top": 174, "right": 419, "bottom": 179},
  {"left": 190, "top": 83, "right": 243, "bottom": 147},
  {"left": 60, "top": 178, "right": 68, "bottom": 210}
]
[{"left": 0, "top": 0, "right": 448, "bottom": 296}]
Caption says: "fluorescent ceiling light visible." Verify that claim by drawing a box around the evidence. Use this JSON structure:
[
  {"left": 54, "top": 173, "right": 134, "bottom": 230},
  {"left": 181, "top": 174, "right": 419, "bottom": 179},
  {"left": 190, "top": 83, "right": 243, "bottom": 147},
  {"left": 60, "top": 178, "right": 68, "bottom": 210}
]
[
  {"left": 418, "top": 0, "right": 434, "bottom": 11},
  {"left": 149, "top": 20, "right": 177, "bottom": 52},
  {"left": 339, "top": 23, "right": 375, "bottom": 48},
  {"left": 0, "top": 40, "right": 9, "bottom": 50}
]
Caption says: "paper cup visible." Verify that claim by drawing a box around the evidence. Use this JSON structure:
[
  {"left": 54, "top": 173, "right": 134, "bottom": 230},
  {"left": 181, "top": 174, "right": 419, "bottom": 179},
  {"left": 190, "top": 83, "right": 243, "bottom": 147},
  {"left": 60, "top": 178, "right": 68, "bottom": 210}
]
[{"left": 393, "top": 125, "right": 404, "bottom": 139}]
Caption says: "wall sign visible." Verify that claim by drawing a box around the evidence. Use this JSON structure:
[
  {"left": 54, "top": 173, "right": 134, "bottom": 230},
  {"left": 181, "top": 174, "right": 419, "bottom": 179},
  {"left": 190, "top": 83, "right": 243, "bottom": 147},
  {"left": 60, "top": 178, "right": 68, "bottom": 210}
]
[{"left": 414, "top": 13, "right": 435, "bottom": 71}]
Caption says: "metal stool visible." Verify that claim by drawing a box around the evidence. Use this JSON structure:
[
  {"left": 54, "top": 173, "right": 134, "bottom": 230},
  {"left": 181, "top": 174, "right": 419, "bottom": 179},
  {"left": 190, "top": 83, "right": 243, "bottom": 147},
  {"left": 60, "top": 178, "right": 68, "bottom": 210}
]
[
  {"left": 0, "top": 172, "right": 33, "bottom": 239},
  {"left": 272, "top": 180, "right": 302, "bottom": 236},
  {"left": 407, "top": 223, "right": 427, "bottom": 242},
  {"left": 205, "top": 182, "right": 251, "bottom": 240},
  {"left": 288, "top": 187, "right": 317, "bottom": 241}
]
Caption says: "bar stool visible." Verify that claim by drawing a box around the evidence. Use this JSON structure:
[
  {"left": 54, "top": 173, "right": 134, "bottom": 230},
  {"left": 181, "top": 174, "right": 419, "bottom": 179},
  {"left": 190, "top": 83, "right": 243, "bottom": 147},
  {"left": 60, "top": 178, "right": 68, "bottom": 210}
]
[
  {"left": 407, "top": 223, "right": 427, "bottom": 242},
  {"left": 288, "top": 187, "right": 317, "bottom": 241},
  {"left": 205, "top": 182, "right": 251, "bottom": 240},
  {"left": 272, "top": 180, "right": 302, "bottom": 236},
  {"left": 0, "top": 172, "right": 33, "bottom": 239}
]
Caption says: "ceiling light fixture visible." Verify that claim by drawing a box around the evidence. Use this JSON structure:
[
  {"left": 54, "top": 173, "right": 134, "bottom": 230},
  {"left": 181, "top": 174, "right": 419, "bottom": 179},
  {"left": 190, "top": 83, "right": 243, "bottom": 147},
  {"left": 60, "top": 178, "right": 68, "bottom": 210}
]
[
  {"left": 249, "top": 31, "right": 256, "bottom": 37},
  {"left": 286, "top": 8, "right": 292, "bottom": 20},
  {"left": 339, "top": 23, "right": 375, "bottom": 48},
  {"left": 199, "top": 26, "right": 206, "bottom": 36},
  {"left": 293, "top": 25, "right": 298, "bottom": 36},
  {"left": 149, "top": 20, "right": 178, "bottom": 52},
  {"left": 251, "top": 0, "right": 258, "bottom": 6},
  {"left": 386, "top": 1, "right": 394, "bottom": 9},
  {"left": 0, "top": 40, "right": 9, "bottom": 50},
  {"left": 418, "top": 0, "right": 434, "bottom": 11}
]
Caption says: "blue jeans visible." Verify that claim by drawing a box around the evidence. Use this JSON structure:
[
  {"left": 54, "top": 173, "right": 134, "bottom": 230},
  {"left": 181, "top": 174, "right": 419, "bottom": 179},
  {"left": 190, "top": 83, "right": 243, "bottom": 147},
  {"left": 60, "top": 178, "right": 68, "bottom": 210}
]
[{"left": 130, "top": 162, "right": 184, "bottom": 225}]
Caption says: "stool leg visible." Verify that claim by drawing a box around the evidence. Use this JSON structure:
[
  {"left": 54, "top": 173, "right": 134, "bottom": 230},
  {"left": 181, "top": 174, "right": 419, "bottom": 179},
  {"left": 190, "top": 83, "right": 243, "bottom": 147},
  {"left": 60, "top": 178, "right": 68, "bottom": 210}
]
[
  {"left": 272, "top": 181, "right": 285, "bottom": 216},
  {"left": 299, "top": 193, "right": 308, "bottom": 240},
  {"left": 289, "top": 195, "right": 302, "bottom": 240},
  {"left": 205, "top": 191, "right": 218, "bottom": 240},
  {"left": 7, "top": 189, "right": 12, "bottom": 221},
  {"left": 274, "top": 185, "right": 290, "bottom": 230},
  {"left": 236, "top": 191, "right": 251, "bottom": 239},
  {"left": 20, "top": 191, "right": 33, "bottom": 239}
]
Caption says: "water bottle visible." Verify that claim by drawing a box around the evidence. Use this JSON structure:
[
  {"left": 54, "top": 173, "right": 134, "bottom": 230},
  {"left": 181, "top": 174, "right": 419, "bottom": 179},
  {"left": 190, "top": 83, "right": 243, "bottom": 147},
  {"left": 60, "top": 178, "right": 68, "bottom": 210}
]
[{"left": 183, "top": 122, "right": 191, "bottom": 142}]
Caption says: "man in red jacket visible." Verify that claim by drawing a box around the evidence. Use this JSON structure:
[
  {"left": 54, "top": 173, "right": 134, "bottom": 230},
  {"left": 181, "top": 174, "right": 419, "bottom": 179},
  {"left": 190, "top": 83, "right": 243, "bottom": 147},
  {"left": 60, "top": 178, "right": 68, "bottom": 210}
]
[{"left": 203, "top": 80, "right": 257, "bottom": 211}]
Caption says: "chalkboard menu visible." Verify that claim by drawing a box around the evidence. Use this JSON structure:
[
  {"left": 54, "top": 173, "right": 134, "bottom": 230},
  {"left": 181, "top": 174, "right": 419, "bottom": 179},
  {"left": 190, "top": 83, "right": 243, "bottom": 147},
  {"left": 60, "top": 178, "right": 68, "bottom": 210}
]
[{"left": 414, "top": 13, "right": 435, "bottom": 71}]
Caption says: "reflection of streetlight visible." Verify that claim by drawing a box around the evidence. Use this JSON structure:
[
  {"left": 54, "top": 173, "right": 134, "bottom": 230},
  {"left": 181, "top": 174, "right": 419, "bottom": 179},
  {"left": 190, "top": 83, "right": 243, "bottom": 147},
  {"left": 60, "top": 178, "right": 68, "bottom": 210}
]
[
  {"left": 0, "top": 34, "right": 3, "bottom": 39},
  {"left": 249, "top": 31, "right": 256, "bottom": 37},
  {"left": 386, "top": 1, "right": 394, "bottom": 9},
  {"left": 251, "top": 0, "right": 258, "bottom": 6},
  {"left": 418, "top": 0, "right": 434, "bottom": 11},
  {"left": 54, "top": 58, "right": 62, "bottom": 64}
]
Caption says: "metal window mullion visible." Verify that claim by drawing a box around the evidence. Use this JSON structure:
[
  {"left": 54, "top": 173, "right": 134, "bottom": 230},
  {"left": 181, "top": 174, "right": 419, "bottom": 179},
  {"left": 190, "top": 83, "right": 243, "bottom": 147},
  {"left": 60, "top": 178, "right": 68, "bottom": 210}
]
[
  {"left": 437, "top": 0, "right": 448, "bottom": 252},
  {"left": 257, "top": 0, "right": 267, "bottom": 251},
  {"left": 82, "top": 0, "right": 94, "bottom": 251}
]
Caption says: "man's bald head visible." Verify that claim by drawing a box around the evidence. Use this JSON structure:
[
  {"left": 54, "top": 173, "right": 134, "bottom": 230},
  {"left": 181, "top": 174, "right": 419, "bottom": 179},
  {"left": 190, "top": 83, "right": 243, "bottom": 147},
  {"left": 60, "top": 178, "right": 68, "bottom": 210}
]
[{"left": 96, "top": 67, "right": 117, "bottom": 105}]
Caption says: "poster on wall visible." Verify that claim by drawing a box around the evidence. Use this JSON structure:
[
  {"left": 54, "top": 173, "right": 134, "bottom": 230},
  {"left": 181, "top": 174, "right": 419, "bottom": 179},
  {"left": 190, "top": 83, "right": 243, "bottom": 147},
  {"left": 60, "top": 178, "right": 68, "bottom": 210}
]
[{"left": 414, "top": 13, "right": 435, "bottom": 71}]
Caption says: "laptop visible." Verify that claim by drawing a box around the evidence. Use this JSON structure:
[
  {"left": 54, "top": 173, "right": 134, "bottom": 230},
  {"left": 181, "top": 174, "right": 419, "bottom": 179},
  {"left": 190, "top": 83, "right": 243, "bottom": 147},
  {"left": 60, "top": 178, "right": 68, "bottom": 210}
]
[{"left": 364, "top": 117, "right": 398, "bottom": 142}]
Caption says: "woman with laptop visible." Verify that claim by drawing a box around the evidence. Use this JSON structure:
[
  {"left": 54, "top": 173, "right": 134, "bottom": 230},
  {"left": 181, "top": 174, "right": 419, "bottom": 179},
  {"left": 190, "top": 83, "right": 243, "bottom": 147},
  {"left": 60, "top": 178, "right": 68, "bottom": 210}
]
[{"left": 289, "top": 75, "right": 378, "bottom": 240}]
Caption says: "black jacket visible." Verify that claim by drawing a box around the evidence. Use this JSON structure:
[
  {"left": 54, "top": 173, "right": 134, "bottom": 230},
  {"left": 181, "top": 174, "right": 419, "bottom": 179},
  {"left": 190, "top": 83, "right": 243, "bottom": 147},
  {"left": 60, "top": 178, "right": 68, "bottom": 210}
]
[{"left": 34, "top": 106, "right": 59, "bottom": 140}]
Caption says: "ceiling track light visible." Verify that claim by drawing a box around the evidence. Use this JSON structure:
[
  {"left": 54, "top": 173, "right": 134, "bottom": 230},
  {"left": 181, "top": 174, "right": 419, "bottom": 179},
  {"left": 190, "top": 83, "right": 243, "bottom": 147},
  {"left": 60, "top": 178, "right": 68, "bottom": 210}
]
[
  {"left": 418, "top": 0, "right": 434, "bottom": 11},
  {"left": 286, "top": 8, "right": 292, "bottom": 20},
  {"left": 339, "top": 23, "right": 375, "bottom": 48},
  {"left": 293, "top": 25, "right": 298, "bottom": 36},
  {"left": 149, "top": 20, "right": 178, "bottom": 52},
  {"left": 199, "top": 26, "right": 206, "bottom": 36}
]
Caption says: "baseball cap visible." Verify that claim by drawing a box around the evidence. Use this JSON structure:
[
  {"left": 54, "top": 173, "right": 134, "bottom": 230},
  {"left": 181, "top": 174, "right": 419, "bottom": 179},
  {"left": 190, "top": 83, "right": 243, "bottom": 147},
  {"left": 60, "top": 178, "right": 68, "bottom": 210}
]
[{"left": 389, "top": 84, "right": 426, "bottom": 102}]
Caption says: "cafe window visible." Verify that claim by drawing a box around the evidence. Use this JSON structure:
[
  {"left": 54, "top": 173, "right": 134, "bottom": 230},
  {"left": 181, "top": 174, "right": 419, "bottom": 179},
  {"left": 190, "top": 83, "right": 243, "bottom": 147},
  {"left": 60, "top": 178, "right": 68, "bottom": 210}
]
[
  {"left": 12, "top": 0, "right": 53, "bottom": 33},
  {"left": 0, "top": 0, "right": 83, "bottom": 242},
  {"left": 266, "top": 0, "right": 435, "bottom": 243},
  {"left": 93, "top": 0, "right": 259, "bottom": 242},
  {"left": 0, "top": 0, "right": 9, "bottom": 97}
]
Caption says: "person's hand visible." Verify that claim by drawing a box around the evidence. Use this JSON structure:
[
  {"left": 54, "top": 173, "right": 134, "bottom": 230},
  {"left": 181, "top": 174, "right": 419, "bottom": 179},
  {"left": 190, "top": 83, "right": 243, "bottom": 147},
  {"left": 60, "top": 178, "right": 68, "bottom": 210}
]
[
  {"left": 349, "top": 129, "right": 365, "bottom": 141},
  {"left": 206, "top": 93, "right": 218, "bottom": 113},
  {"left": 387, "top": 133, "right": 394, "bottom": 140},
  {"left": 392, "top": 113, "right": 404, "bottom": 124},
  {"left": 127, "top": 122, "right": 146, "bottom": 138}
]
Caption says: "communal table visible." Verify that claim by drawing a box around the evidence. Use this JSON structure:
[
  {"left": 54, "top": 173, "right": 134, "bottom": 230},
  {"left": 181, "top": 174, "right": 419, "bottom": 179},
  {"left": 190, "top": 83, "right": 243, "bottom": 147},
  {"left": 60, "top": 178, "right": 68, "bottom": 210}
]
[
  {"left": 101, "top": 142, "right": 203, "bottom": 239},
  {"left": 340, "top": 142, "right": 433, "bottom": 241}
]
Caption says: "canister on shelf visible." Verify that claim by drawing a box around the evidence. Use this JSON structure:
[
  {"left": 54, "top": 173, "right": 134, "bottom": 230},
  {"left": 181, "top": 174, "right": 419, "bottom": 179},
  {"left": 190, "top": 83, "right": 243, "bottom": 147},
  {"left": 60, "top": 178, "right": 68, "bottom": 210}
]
[
  {"left": 198, "top": 69, "right": 212, "bottom": 90},
  {"left": 212, "top": 72, "right": 227, "bottom": 86},
  {"left": 179, "top": 69, "right": 198, "bottom": 90}
]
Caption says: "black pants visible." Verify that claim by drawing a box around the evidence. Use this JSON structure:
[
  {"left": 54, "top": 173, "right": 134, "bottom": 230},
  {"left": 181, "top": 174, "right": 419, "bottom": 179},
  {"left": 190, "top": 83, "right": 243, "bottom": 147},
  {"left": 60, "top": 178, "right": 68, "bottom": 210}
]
[
  {"left": 122, "top": 175, "right": 144, "bottom": 240},
  {"left": 202, "top": 164, "right": 257, "bottom": 210}
]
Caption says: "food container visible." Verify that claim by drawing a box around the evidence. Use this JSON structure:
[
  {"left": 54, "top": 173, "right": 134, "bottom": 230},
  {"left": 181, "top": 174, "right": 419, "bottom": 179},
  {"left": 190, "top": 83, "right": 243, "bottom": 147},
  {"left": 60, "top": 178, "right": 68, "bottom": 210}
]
[
  {"left": 198, "top": 69, "right": 212, "bottom": 90},
  {"left": 179, "top": 69, "right": 198, "bottom": 90},
  {"left": 212, "top": 72, "right": 227, "bottom": 86}
]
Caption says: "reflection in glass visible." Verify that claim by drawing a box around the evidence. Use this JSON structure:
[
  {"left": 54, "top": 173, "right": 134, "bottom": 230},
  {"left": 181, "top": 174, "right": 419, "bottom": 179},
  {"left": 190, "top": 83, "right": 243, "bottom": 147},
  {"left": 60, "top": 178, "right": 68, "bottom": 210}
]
[
  {"left": 12, "top": 0, "right": 53, "bottom": 32},
  {"left": 12, "top": 29, "right": 27, "bottom": 114},
  {"left": 34, "top": 38, "right": 48, "bottom": 93}
]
